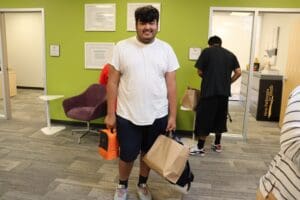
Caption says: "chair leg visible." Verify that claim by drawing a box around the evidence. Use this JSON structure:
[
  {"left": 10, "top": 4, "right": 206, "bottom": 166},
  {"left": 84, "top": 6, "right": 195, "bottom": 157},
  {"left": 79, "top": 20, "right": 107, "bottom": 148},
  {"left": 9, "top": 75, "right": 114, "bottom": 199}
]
[
  {"left": 72, "top": 127, "right": 89, "bottom": 133},
  {"left": 76, "top": 122, "right": 90, "bottom": 144},
  {"left": 75, "top": 122, "right": 98, "bottom": 144},
  {"left": 78, "top": 131, "right": 89, "bottom": 144}
]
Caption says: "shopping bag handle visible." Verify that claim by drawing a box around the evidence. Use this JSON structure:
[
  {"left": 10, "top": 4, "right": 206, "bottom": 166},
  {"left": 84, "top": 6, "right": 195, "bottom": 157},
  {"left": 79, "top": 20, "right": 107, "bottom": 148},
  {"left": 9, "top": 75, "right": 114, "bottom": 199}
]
[
  {"left": 110, "top": 128, "right": 117, "bottom": 134},
  {"left": 166, "top": 131, "right": 174, "bottom": 137}
]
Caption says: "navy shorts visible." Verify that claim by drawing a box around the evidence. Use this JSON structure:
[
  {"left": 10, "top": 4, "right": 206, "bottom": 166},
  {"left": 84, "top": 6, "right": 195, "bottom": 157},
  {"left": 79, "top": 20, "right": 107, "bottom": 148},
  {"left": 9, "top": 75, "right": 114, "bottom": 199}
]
[
  {"left": 116, "top": 115, "right": 168, "bottom": 162},
  {"left": 194, "top": 96, "right": 228, "bottom": 136}
]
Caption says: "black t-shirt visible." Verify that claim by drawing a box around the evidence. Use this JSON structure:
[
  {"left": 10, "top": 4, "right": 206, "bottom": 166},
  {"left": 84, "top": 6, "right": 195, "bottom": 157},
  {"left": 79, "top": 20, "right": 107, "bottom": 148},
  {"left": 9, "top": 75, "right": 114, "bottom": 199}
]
[{"left": 195, "top": 46, "right": 240, "bottom": 98}]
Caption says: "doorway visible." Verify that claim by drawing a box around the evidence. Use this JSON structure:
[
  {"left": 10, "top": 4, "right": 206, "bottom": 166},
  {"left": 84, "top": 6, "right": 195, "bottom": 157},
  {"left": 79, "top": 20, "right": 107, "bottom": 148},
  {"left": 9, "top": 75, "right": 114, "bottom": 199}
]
[
  {"left": 0, "top": 9, "right": 46, "bottom": 120},
  {"left": 210, "top": 7, "right": 300, "bottom": 140},
  {"left": 211, "top": 10, "right": 254, "bottom": 139}
]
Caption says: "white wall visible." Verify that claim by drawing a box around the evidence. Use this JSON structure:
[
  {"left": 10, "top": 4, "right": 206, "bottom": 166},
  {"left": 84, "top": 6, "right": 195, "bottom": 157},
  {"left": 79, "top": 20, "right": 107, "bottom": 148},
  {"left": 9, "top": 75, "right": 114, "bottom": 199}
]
[
  {"left": 258, "top": 13, "right": 300, "bottom": 75},
  {"left": 212, "top": 12, "right": 253, "bottom": 95},
  {"left": 5, "top": 12, "right": 43, "bottom": 88},
  {"left": 212, "top": 12, "right": 300, "bottom": 96}
]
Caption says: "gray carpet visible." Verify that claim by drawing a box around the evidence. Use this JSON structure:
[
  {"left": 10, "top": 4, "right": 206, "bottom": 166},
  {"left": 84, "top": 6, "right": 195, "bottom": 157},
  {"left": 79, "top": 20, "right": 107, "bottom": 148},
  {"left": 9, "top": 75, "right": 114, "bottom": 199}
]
[{"left": 0, "top": 89, "right": 280, "bottom": 200}]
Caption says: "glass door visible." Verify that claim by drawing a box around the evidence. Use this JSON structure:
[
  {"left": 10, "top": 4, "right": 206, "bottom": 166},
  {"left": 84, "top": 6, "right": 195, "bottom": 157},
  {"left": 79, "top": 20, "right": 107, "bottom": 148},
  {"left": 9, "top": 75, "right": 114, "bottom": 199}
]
[
  {"left": 248, "top": 10, "right": 300, "bottom": 130},
  {"left": 0, "top": 70, "right": 4, "bottom": 118},
  {"left": 210, "top": 8, "right": 300, "bottom": 140},
  {"left": 0, "top": 41, "right": 3, "bottom": 117},
  {"left": 210, "top": 10, "right": 255, "bottom": 138},
  {"left": 0, "top": 9, "right": 46, "bottom": 120}
]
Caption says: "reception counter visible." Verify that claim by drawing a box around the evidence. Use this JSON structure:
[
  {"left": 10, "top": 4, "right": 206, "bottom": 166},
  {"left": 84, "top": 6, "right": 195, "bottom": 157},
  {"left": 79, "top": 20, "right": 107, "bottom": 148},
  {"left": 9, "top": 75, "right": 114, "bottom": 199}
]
[{"left": 241, "top": 70, "right": 283, "bottom": 121}]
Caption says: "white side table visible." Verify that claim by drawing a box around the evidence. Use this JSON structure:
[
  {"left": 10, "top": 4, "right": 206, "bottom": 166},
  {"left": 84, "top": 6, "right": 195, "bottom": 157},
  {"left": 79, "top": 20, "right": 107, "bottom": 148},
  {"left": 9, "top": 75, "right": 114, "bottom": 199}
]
[
  {"left": 180, "top": 105, "right": 197, "bottom": 146},
  {"left": 39, "top": 95, "right": 65, "bottom": 135}
]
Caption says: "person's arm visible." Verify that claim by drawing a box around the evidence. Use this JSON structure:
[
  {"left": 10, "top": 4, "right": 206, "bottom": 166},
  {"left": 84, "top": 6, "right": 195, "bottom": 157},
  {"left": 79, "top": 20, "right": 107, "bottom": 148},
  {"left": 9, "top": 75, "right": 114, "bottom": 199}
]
[
  {"left": 99, "top": 64, "right": 110, "bottom": 85},
  {"left": 231, "top": 67, "right": 241, "bottom": 83},
  {"left": 197, "top": 69, "right": 203, "bottom": 77},
  {"left": 104, "top": 65, "right": 120, "bottom": 129},
  {"left": 195, "top": 48, "right": 207, "bottom": 78},
  {"left": 165, "top": 71, "right": 177, "bottom": 131}
]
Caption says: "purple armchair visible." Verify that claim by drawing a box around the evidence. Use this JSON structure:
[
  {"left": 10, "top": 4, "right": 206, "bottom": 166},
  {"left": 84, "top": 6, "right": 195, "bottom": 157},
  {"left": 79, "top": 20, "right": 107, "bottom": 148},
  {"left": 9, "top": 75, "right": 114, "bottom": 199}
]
[{"left": 63, "top": 84, "right": 107, "bottom": 143}]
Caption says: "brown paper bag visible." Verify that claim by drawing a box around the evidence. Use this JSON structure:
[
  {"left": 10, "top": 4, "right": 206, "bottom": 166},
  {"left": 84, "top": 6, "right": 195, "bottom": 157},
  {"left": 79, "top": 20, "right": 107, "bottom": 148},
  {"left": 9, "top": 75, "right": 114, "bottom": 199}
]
[
  {"left": 181, "top": 87, "right": 200, "bottom": 111},
  {"left": 143, "top": 135, "right": 189, "bottom": 183}
]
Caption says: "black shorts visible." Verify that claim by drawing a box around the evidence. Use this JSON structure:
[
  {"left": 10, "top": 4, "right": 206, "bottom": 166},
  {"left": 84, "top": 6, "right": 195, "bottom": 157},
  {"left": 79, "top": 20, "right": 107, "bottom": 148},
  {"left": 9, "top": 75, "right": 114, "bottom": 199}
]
[
  {"left": 194, "top": 96, "right": 228, "bottom": 136},
  {"left": 116, "top": 115, "right": 168, "bottom": 162}
]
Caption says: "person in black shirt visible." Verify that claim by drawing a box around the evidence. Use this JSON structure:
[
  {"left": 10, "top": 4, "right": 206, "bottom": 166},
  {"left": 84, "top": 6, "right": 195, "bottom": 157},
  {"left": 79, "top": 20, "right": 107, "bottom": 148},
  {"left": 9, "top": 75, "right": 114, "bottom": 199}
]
[{"left": 190, "top": 35, "right": 241, "bottom": 156}]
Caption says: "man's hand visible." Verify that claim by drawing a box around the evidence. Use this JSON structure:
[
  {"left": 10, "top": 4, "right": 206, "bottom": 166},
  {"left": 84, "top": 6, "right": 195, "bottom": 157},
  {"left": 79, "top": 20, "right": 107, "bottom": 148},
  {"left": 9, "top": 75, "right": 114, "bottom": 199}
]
[
  {"left": 166, "top": 116, "right": 176, "bottom": 132},
  {"left": 104, "top": 114, "right": 116, "bottom": 129}
]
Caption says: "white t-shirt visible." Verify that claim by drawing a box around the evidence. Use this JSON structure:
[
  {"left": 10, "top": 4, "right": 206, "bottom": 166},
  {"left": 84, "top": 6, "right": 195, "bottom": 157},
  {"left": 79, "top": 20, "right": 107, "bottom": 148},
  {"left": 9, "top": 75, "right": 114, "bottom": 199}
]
[{"left": 110, "top": 36, "right": 180, "bottom": 125}]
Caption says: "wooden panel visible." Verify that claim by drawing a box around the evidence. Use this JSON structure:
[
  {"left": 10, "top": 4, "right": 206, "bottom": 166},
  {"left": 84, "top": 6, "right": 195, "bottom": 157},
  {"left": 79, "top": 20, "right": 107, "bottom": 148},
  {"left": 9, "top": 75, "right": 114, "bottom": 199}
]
[
  {"left": 0, "top": 71, "right": 17, "bottom": 98},
  {"left": 9, "top": 71, "right": 17, "bottom": 96},
  {"left": 279, "top": 20, "right": 300, "bottom": 126}
]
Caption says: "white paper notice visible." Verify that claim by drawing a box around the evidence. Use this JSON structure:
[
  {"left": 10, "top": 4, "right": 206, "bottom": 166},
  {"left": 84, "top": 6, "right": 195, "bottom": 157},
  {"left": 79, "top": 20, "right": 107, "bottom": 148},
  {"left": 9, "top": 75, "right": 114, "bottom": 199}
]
[
  {"left": 85, "top": 42, "right": 114, "bottom": 69},
  {"left": 189, "top": 47, "right": 201, "bottom": 60},
  {"left": 85, "top": 4, "right": 116, "bottom": 31}
]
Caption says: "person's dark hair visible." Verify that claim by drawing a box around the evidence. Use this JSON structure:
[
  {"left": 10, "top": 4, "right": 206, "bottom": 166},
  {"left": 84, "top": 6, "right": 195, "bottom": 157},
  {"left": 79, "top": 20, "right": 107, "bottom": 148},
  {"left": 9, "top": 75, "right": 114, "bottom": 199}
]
[
  {"left": 208, "top": 36, "right": 222, "bottom": 46},
  {"left": 135, "top": 5, "right": 159, "bottom": 24}
]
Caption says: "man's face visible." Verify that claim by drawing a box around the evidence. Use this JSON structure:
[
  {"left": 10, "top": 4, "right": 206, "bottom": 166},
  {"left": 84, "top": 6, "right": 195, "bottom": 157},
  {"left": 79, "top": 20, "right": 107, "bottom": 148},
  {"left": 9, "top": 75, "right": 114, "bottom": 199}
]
[{"left": 136, "top": 20, "right": 158, "bottom": 44}]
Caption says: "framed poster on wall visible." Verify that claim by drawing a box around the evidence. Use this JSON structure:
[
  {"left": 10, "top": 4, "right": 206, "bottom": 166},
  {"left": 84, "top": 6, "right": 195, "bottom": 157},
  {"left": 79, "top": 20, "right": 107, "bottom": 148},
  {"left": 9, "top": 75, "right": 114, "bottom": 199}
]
[
  {"left": 85, "top": 4, "right": 116, "bottom": 31},
  {"left": 85, "top": 42, "right": 114, "bottom": 69},
  {"left": 127, "top": 3, "right": 161, "bottom": 31}
]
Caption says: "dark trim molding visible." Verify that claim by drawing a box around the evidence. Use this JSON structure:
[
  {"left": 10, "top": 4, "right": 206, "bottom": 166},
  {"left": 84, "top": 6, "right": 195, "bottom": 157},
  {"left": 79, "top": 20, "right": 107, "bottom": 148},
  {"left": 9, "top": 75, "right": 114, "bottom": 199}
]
[
  {"left": 175, "top": 130, "right": 194, "bottom": 138},
  {"left": 17, "top": 86, "right": 44, "bottom": 90}
]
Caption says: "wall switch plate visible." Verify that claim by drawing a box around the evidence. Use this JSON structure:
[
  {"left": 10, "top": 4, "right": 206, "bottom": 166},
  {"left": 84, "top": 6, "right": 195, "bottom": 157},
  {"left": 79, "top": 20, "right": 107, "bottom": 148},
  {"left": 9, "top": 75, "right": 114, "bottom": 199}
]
[{"left": 50, "top": 44, "right": 60, "bottom": 57}]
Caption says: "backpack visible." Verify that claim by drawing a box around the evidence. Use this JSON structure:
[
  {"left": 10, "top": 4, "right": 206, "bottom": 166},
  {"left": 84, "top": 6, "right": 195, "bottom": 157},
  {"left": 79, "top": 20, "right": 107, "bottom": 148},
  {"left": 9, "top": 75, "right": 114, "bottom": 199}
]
[
  {"left": 168, "top": 136, "right": 194, "bottom": 193},
  {"left": 175, "top": 160, "right": 194, "bottom": 190}
]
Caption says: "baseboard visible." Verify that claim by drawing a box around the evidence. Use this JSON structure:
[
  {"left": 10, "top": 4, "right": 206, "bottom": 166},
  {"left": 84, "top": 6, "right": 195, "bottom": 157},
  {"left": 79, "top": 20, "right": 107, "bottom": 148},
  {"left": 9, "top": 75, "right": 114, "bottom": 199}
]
[
  {"left": 51, "top": 119, "right": 106, "bottom": 128},
  {"left": 175, "top": 130, "right": 193, "bottom": 138},
  {"left": 17, "top": 86, "right": 44, "bottom": 90}
]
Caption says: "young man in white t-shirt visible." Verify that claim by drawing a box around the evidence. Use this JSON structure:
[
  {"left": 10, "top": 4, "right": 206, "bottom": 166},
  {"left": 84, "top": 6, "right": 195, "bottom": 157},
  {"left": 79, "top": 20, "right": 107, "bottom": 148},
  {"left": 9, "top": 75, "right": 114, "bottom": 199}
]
[{"left": 104, "top": 5, "right": 180, "bottom": 200}]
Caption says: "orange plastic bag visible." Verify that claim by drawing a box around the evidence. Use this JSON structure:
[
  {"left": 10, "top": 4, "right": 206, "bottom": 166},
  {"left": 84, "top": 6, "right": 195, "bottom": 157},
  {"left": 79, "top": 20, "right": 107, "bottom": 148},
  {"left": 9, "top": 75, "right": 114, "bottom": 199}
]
[{"left": 98, "top": 129, "right": 119, "bottom": 160}]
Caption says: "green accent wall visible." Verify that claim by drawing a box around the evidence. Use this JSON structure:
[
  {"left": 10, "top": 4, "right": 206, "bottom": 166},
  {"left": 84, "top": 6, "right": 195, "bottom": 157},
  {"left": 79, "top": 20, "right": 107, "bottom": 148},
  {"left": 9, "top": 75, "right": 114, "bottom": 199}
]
[{"left": 1, "top": 0, "right": 300, "bottom": 131}]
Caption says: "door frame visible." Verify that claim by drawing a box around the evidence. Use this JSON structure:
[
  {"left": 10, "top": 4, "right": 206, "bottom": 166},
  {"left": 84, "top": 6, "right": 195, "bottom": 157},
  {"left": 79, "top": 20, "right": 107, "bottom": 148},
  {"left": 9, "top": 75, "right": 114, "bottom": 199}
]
[
  {"left": 0, "top": 8, "right": 47, "bottom": 120},
  {"left": 0, "top": 12, "right": 11, "bottom": 119},
  {"left": 209, "top": 7, "right": 300, "bottom": 141}
]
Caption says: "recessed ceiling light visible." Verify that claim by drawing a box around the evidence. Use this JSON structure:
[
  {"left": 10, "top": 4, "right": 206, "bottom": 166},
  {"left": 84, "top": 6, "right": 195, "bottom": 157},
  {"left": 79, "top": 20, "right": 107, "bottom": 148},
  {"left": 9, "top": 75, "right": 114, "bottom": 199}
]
[{"left": 230, "top": 12, "right": 251, "bottom": 16}]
